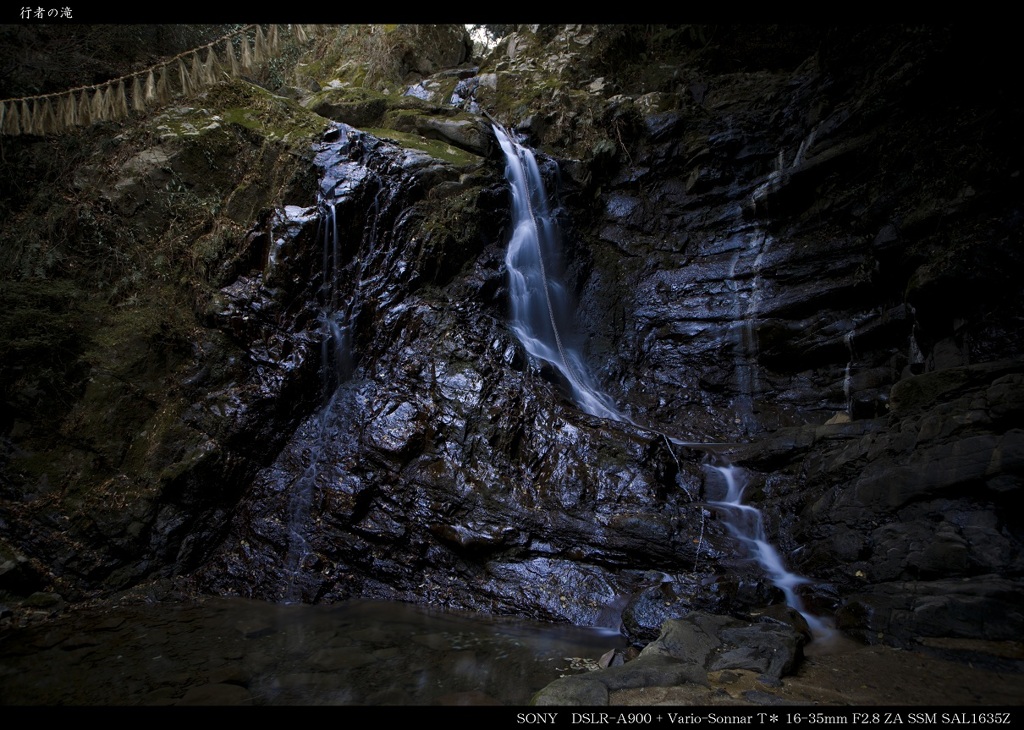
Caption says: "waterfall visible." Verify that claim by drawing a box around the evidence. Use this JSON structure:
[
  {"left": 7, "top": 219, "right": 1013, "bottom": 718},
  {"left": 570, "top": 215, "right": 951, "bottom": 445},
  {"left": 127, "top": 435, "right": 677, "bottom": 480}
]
[
  {"left": 725, "top": 228, "right": 773, "bottom": 436},
  {"left": 494, "top": 124, "right": 621, "bottom": 421},
  {"left": 709, "top": 141, "right": 836, "bottom": 636},
  {"left": 843, "top": 329, "right": 855, "bottom": 416},
  {"left": 708, "top": 465, "right": 830, "bottom": 636},
  {"left": 283, "top": 198, "right": 357, "bottom": 602},
  {"left": 495, "top": 124, "right": 830, "bottom": 638}
]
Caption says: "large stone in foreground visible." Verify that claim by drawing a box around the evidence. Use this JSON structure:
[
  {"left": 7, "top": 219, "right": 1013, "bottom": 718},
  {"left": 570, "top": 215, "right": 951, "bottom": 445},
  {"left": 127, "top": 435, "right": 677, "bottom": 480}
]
[{"left": 532, "top": 611, "right": 806, "bottom": 705}]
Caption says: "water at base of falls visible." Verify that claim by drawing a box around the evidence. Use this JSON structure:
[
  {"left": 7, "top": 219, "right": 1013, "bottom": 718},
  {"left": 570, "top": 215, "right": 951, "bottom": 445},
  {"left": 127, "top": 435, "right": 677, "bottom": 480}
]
[
  {"left": 0, "top": 597, "right": 624, "bottom": 705},
  {"left": 495, "top": 122, "right": 832, "bottom": 638}
]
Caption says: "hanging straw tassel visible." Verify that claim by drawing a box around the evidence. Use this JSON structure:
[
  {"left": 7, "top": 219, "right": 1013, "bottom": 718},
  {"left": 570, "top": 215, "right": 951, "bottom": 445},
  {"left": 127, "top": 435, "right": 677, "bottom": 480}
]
[
  {"left": 37, "top": 98, "right": 52, "bottom": 135},
  {"left": 29, "top": 99, "right": 42, "bottom": 135},
  {"left": 103, "top": 85, "right": 115, "bottom": 121},
  {"left": 293, "top": 24, "right": 308, "bottom": 44},
  {"left": 9, "top": 101, "right": 23, "bottom": 135},
  {"left": 178, "top": 58, "right": 193, "bottom": 96},
  {"left": 132, "top": 75, "right": 145, "bottom": 112},
  {"left": 20, "top": 100, "right": 33, "bottom": 136},
  {"left": 59, "top": 92, "right": 77, "bottom": 129},
  {"left": 157, "top": 65, "right": 170, "bottom": 104},
  {"left": 108, "top": 83, "right": 121, "bottom": 121},
  {"left": 112, "top": 80, "right": 129, "bottom": 120},
  {"left": 35, "top": 99, "right": 47, "bottom": 135},
  {"left": 65, "top": 92, "right": 78, "bottom": 129},
  {"left": 89, "top": 88, "right": 101, "bottom": 121},
  {"left": 240, "top": 32, "right": 253, "bottom": 73},
  {"left": 90, "top": 87, "right": 106, "bottom": 122},
  {"left": 6, "top": 101, "right": 21, "bottom": 135},
  {"left": 203, "top": 46, "right": 220, "bottom": 86},
  {"left": 144, "top": 70, "right": 157, "bottom": 104},
  {"left": 190, "top": 51, "right": 204, "bottom": 90},
  {"left": 46, "top": 97, "right": 59, "bottom": 134},
  {"left": 44, "top": 98, "right": 58, "bottom": 135},
  {"left": 37, "top": 98, "right": 56, "bottom": 135},
  {"left": 254, "top": 25, "right": 268, "bottom": 65},
  {"left": 224, "top": 38, "right": 240, "bottom": 79},
  {"left": 17, "top": 100, "right": 30, "bottom": 135},
  {"left": 77, "top": 89, "right": 92, "bottom": 126},
  {"left": 99, "top": 85, "right": 114, "bottom": 122},
  {"left": 268, "top": 25, "right": 280, "bottom": 55}
]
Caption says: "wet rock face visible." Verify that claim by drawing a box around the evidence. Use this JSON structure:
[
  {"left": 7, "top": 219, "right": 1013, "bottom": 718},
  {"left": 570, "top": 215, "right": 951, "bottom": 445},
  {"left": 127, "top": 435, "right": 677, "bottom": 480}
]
[{"left": 194, "top": 122, "right": 776, "bottom": 626}]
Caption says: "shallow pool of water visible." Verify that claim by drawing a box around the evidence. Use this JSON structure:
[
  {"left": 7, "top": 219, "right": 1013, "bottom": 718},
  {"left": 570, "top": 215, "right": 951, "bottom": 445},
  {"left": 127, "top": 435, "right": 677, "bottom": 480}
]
[{"left": 0, "top": 596, "right": 626, "bottom": 705}]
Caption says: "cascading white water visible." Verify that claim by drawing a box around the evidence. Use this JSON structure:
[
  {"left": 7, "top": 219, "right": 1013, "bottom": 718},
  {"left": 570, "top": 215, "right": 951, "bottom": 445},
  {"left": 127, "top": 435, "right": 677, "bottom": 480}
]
[
  {"left": 495, "top": 123, "right": 831, "bottom": 637},
  {"left": 494, "top": 124, "right": 621, "bottom": 421},
  {"left": 495, "top": 128, "right": 720, "bottom": 448},
  {"left": 708, "top": 465, "right": 831, "bottom": 636}
]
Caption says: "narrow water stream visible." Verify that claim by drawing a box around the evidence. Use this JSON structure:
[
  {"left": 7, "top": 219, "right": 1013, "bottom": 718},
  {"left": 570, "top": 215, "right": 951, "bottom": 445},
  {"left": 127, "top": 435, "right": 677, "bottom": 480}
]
[{"left": 495, "top": 124, "right": 621, "bottom": 421}]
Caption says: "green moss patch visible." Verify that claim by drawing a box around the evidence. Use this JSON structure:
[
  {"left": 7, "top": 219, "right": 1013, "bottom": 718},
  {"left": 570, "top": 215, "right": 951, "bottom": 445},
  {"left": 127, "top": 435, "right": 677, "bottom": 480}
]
[
  {"left": 364, "top": 126, "right": 482, "bottom": 166},
  {"left": 153, "top": 79, "right": 330, "bottom": 144}
]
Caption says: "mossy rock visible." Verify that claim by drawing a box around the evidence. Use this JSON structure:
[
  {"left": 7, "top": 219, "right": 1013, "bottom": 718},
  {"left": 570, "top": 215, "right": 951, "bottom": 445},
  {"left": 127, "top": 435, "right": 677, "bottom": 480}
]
[
  {"left": 154, "top": 80, "right": 329, "bottom": 144},
  {"left": 21, "top": 591, "right": 64, "bottom": 610},
  {"left": 413, "top": 182, "right": 503, "bottom": 285},
  {"left": 306, "top": 85, "right": 390, "bottom": 127},
  {"left": 363, "top": 126, "right": 484, "bottom": 167}
]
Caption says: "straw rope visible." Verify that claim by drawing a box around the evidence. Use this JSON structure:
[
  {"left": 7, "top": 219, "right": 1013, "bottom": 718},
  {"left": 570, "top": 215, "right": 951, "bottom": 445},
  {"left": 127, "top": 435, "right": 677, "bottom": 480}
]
[{"left": 0, "top": 24, "right": 323, "bottom": 136}]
